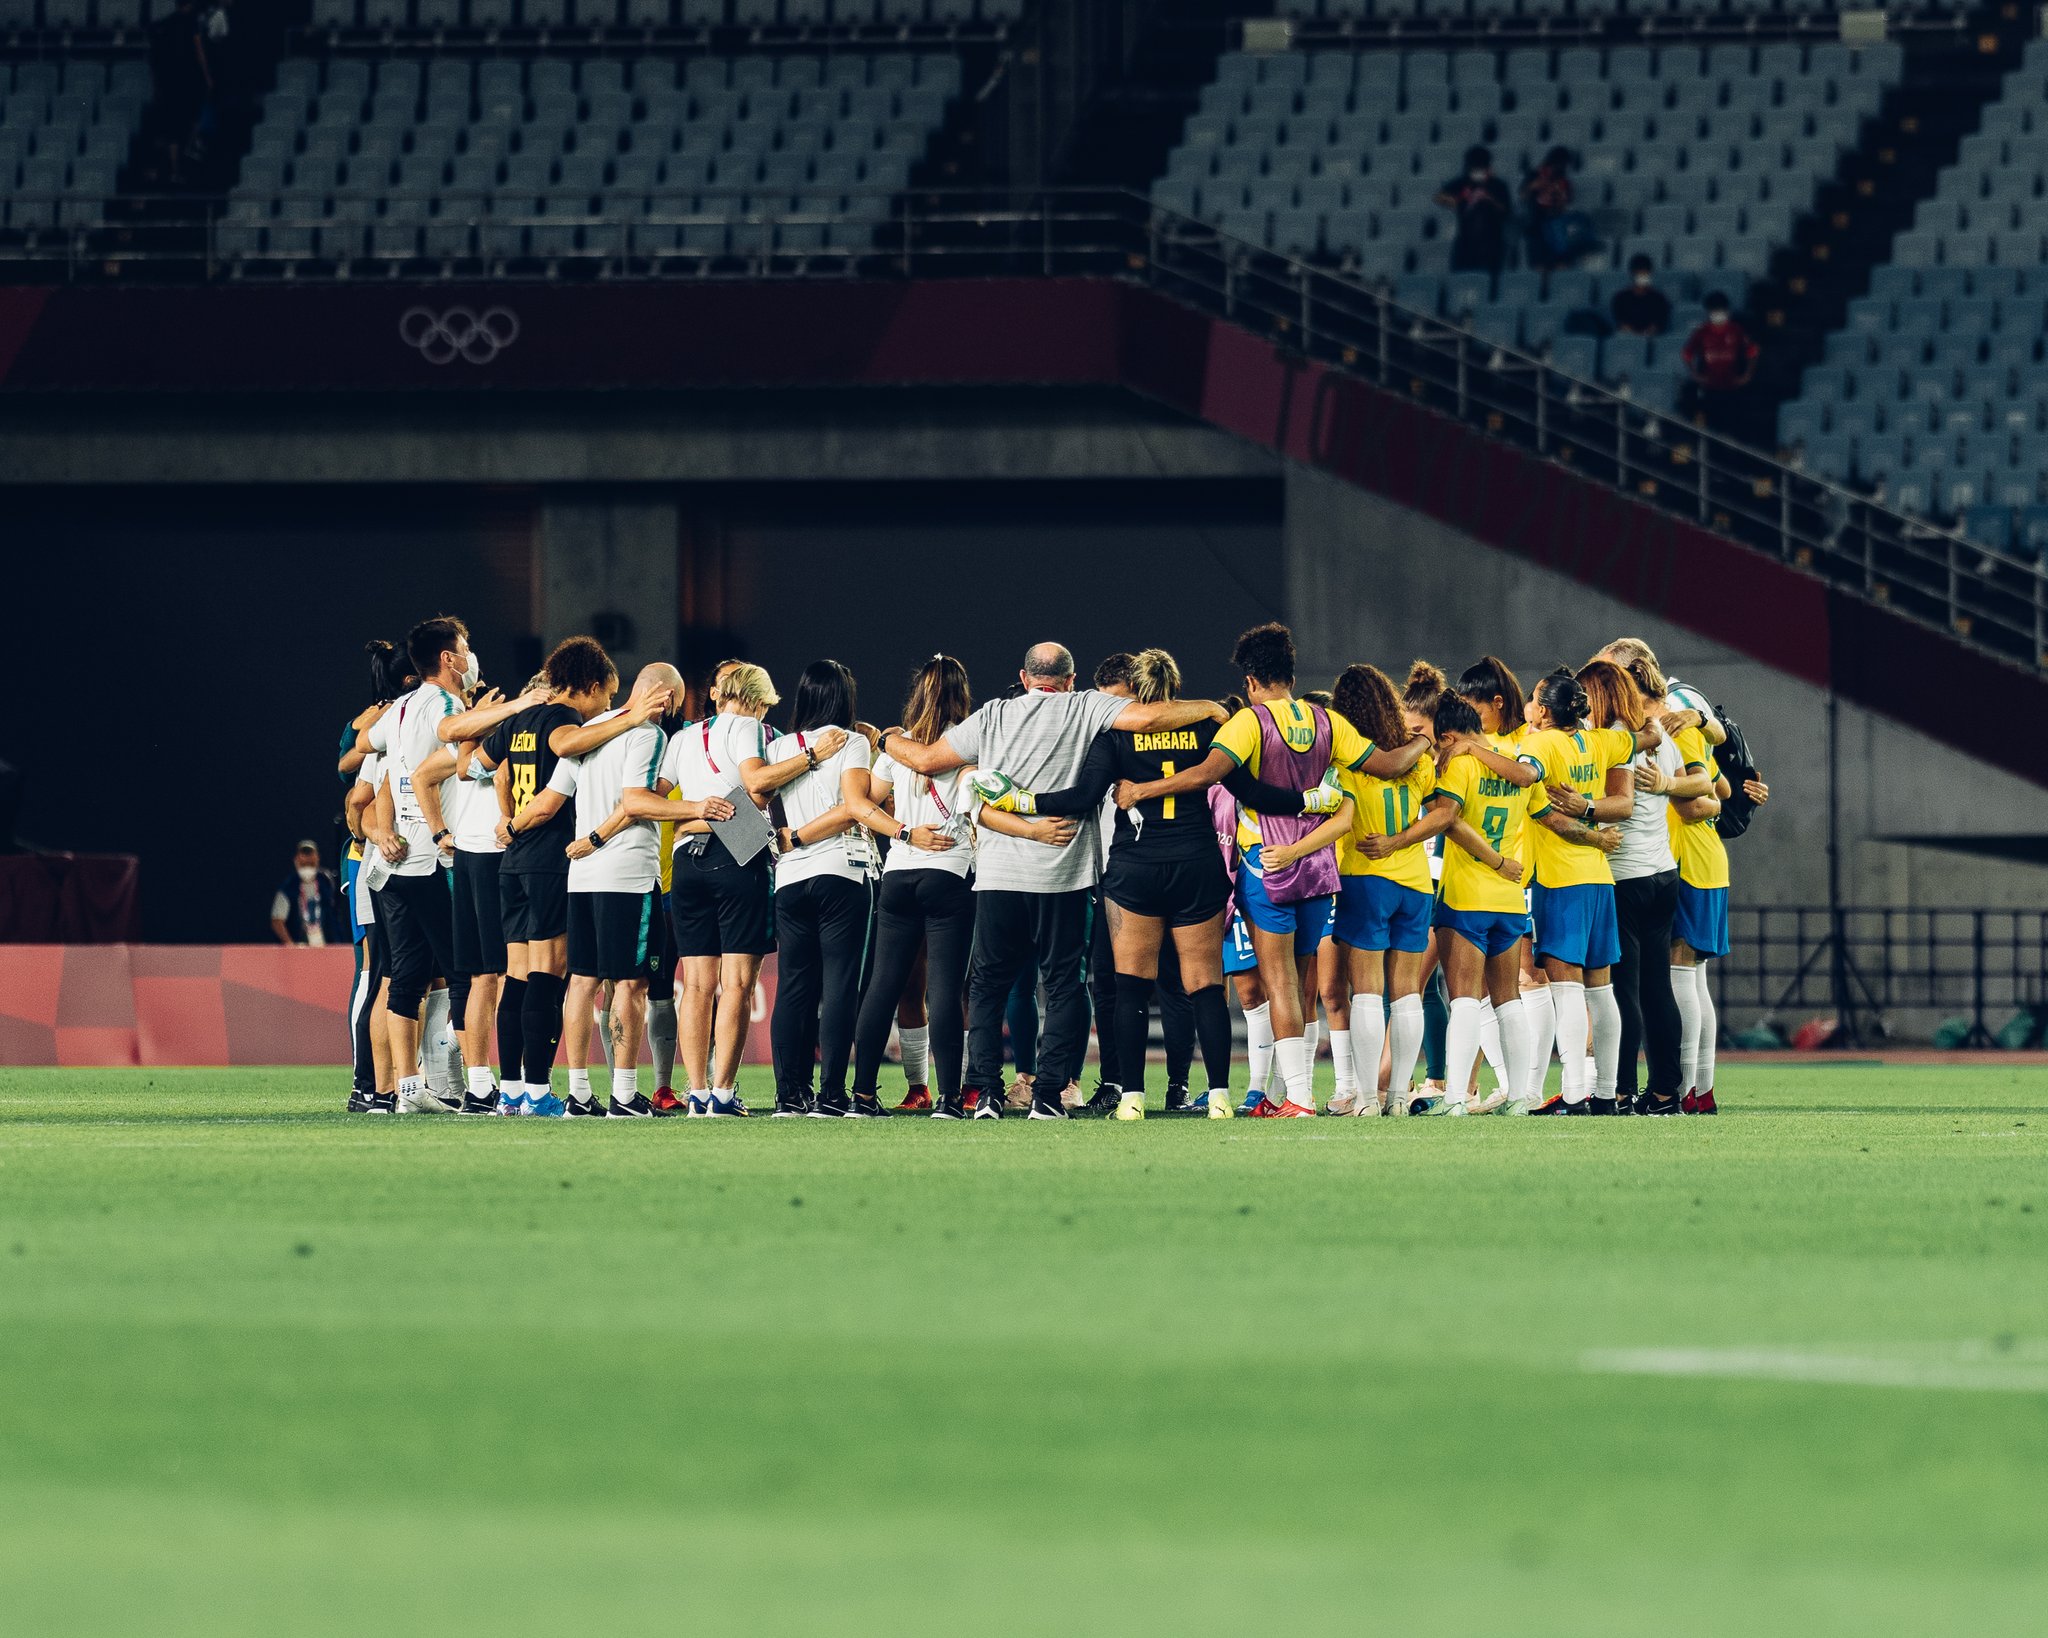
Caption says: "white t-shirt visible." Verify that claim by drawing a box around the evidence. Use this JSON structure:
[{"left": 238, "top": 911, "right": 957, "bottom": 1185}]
[
  {"left": 353, "top": 749, "right": 385, "bottom": 924},
  {"left": 942, "top": 688, "right": 1128, "bottom": 894},
  {"left": 768, "top": 729, "right": 877, "bottom": 888},
  {"left": 1665, "top": 678, "right": 1720, "bottom": 737},
  {"left": 367, "top": 683, "right": 458, "bottom": 878},
  {"left": 546, "top": 708, "right": 666, "bottom": 893},
  {"left": 874, "top": 750, "right": 976, "bottom": 879},
  {"left": 449, "top": 749, "right": 506, "bottom": 854},
  {"left": 1611, "top": 734, "right": 1684, "bottom": 881},
  {"left": 661, "top": 713, "right": 772, "bottom": 809}
]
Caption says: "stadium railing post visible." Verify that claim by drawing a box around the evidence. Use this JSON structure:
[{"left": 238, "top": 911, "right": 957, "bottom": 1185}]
[{"left": 1535, "top": 365, "right": 1548, "bottom": 455}]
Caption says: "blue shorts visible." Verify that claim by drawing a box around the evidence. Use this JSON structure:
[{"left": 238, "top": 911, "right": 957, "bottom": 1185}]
[
  {"left": 1435, "top": 903, "right": 1527, "bottom": 959},
  {"left": 1237, "top": 863, "right": 1335, "bottom": 954},
  {"left": 1333, "top": 875, "right": 1433, "bottom": 954},
  {"left": 1674, "top": 882, "right": 1730, "bottom": 959},
  {"left": 1529, "top": 881, "right": 1622, "bottom": 970},
  {"left": 1223, "top": 908, "right": 1259, "bottom": 975}
]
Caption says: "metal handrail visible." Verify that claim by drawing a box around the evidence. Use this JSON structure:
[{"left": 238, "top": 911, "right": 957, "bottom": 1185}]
[{"left": 5, "top": 182, "right": 2044, "bottom": 666}]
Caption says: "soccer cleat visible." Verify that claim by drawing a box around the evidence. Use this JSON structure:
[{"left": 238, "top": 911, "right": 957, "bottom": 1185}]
[
  {"left": 498, "top": 1089, "right": 530, "bottom": 1116},
  {"left": 847, "top": 1093, "right": 891, "bottom": 1119},
  {"left": 1112, "top": 1091, "right": 1146, "bottom": 1121},
  {"left": 651, "top": 1086, "right": 685, "bottom": 1113},
  {"left": 966, "top": 768, "right": 1035, "bottom": 814},
  {"left": 1504, "top": 1096, "right": 1540, "bottom": 1116},
  {"left": 347, "top": 1090, "right": 396, "bottom": 1114},
  {"left": 607, "top": 1093, "right": 657, "bottom": 1118},
  {"left": 1162, "top": 1083, "right": 1191, "bottom": 1116},
  {"left": 1633, "top": 1091, "right": 1684, "bottom": 1117},
  {"left": 1693, "top": 1089, "right": 1718, "bottom": 1115},
  {"left": 809, "top": 1090, "right": 850, "bottom": 1119},
  {"left": 961, "top": 1090, "right": 980, "bottom": 1114},
  {"left": 1272, "top": 1099, "right": 1318, "bottom": 1118},
  {"left": 1384, "top": 1090, "right": 1411, "bottom": 1119},
  {"left": 932, "top": 1093, "right": 969, "bottom": 1121},
  {"left": 1207, "top": 1091, "right": 1234, "bottom": 1120},
  {"left": 565, "top": 1096, "right": 606, "bottom": 1119},
  {"left": 1027, "top": 1096, "right": 1069, "bottom": 1120},
  {"left": 771, "top": 1092, "right": 813, "bottom": 1118},
  {"left": 1469, "top": 1090, "right": 1510, "bottom": 1115},
  {"left": 1185, "top": 1090, "right": 1209, "bottom": 1113},
  {"left": 527, "top": 1093, "right": 568, "bottom": 1118},
  {"left": 1528, "top": 1095, "right": 1589, "bottom": 1117},
  {"left": 1442, "top": 1093, "right": 1470, "bottom": 1117},
  {"left": 1075, "top": 1084, "right": 1122, "bottom": 1120},
  {"left": 1587, "top": 1095, "right": 1621, "bottom": 1116},
  {"left": 970, "top": 1089, "right": 1002, "bottom": 1121},
  {"left": 705, "top": 1093, "right": 749, "bottom": 1118},
  {"left": 459, "top": 1087, "right": 501, "bottom": 1116},
  {"left": 1325, "top": 1090, "right": 1360, "bottom": 1116},
  {"left": 397, "top": 1083, "right": 461, "bottom": 1114},
  {"left": 1237, "top": 1089, "right": 1269, "bottom": 1116},
  {"left": 686, "top": 1091, "right": 712, "bottom": 1117},
  {"left": 898, "top": 1084, "right": 932, "bottom": 1112}
]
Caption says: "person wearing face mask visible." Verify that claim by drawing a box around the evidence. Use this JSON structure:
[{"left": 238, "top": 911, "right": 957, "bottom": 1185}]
[
  {"left": 1434, "top": 145, "right": 1512, "bottom": 277},
  {"left": 1680, "top": 290, "right": 1760, "bottom": 437},
  {"left": 364, "top": 615, "right": 477, "bottom": 1114},
  {"left": 1609, "top": 254, "right": 1671, "bottom": 337},
  {"left": 270, "top": 840, "right": 343, "bottom": 946}
]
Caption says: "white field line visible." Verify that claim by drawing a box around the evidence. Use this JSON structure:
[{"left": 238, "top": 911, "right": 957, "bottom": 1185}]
[{"left": 1582, "top": 1346, "right": 2048, "bottom": 1393}]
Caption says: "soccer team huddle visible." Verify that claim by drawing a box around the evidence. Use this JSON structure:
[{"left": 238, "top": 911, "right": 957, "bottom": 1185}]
[{"left": 338, "top": 616, "right": 1765, "bottom": 1122}]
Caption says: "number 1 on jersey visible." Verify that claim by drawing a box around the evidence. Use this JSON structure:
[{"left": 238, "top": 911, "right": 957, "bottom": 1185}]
[{"left": 1160, "top": 762, "right": 1175, "bottom": 820}]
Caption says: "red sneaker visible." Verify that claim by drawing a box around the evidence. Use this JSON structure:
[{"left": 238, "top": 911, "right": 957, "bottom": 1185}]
[
  {"left": 1271, "top": 1099, "right": 1318, "bottom": 1118},
  {"left": 1693, "top": 1089, "right": 1717, "bottom": 1115},
  {"left": 898, "top": 1084, "right": 932, "bottom": 1112},
  {"left": 651, "top": 1086, "right": 684, "bottom": 1113},
  {"left": 1681, "top": 1090, "right": 1699, "bottom": 1114},
  {"left": 962, "top": 1089, "right": 980, "bottom": 1113}
]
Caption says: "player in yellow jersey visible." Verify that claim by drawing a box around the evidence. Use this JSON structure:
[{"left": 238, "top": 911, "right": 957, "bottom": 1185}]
[
  {"left": 1429, "top": 690, "right": 1539, "bottom": 1113},
  {"left": 1114, "top": 623, "right": 1428, "bottom": 1117},
  {"left": 1495, "top": 669, "right": 1655, "bottom": 1113},
  {"left": 1668, "top": 722, "right": 1732, "bottom": 1113}
]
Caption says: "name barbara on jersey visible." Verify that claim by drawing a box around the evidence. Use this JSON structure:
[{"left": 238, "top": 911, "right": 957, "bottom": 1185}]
[{"left": 1131, "top": 729, "right": 1201, "bottom": 753}]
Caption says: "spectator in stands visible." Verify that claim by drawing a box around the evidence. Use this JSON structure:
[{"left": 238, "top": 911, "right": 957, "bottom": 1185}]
[
  {"left": 1435, "top": 146, "right": 1512, "bottom": 277},
  {"left": 1610, "top": 254, "right": 1672, "bottom": 337},
  {"left": 148, "top": 0, "right": 212, "bottom": 182},
  {"left": 1520, "top": 146, "right": 1593, "bottom": 270},
  {"left": 272, "top": 840, "right": 344, "bottom": 947},
  {"left": 1680, "top": 292, "right": 1761, "bottom": 437}
]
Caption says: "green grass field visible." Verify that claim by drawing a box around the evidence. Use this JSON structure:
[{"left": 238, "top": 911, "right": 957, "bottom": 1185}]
[{"left": 1, "top": 1063, "right": 2043, "bottom": 1636}]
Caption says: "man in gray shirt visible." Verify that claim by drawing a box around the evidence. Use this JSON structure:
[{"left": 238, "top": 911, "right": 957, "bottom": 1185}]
[{"left": 883, "top": 641, "right": 1222, "bottom": 1119}]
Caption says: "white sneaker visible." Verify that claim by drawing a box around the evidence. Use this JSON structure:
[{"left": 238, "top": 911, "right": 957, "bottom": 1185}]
[
  {"left": 1504, "top": 1097, "right": 1539, "bottom": 1116},
  {"left": 1470, "top": 1090, "right": 1510, "bottom": 1115},
  {"left": 397, "top": 1082, "right": 461, "bottom": 1114},
  {"left": 1112, "top": 1091, "right": 1146, "bottom": 1122},
  {"left": 1385, "top": 1089, "right": 1411, "bottom": 1118},
  {"left": 1326, "top": 1090, "right": 1359, "bottom": 1116}
]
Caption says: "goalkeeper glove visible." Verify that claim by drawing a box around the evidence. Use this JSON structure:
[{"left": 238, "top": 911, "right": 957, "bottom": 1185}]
[
  {"left": 1301, "top": 772, "right": 1345, "bottom": 816},
  {"left": 968, "top": 769, "right": 1038, "bottom": 815}
]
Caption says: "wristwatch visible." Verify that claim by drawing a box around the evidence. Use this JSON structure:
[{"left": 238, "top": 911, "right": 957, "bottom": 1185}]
[
  {"left": 587, "top": 830, "right": 604, "bottom": 850},
  {"left": 431, "top": 828, "right": 450, "bottom": 844}
]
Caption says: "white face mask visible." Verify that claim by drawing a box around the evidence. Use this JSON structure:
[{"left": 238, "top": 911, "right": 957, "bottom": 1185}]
[
  {"left": 297, "top": 865, "right": 318, "bottom": 883},
  {"left": 1633, "top": 273, "right": 1651, "bottom": 288},
  {"left": 1708, "top": 311, "right": 1729, "bottom": 326},
  {"left": 1468, "top": 169, "right": 1485, "bottom": 182},
  {"left": 460, "top": 649, "right": 481, "bottom": 691}
]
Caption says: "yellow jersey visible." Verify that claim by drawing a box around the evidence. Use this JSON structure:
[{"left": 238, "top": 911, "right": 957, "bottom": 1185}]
[
  {"left": 1336, "top": 754, "right": 1437, "bottom": 891},
  {"left": 1667, "top": 726, "right": 1731, "bottom": 890},
  {"left": 1433, "top": 751, "right": 1544, "bottom": 914},
  {"left": 1211, "top": 699, "right": 1376, "bottom": 857},
  {"left": 1495, "top": 724, "right": 1536, "bottom": 869},
  {"left": 657, "top": 787, "right": 683, "bottom": 895},
  {"left": 1518, "top": 725, "right": 1636, "bottom": 889}
]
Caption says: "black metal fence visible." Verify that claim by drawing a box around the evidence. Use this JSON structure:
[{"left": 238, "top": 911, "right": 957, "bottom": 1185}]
[{"left": 1722, "top": 905, "right": 2048, "bottom": 1045}]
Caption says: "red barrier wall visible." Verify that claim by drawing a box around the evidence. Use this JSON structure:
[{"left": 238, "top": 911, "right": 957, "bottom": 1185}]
[{"left": 0, "top": 944, "right": 779, "bottom": 1069}]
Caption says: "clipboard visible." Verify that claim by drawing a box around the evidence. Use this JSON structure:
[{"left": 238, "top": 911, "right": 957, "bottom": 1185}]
[{"left": 709, "top": 785, "right": 774, "bottom": 866}]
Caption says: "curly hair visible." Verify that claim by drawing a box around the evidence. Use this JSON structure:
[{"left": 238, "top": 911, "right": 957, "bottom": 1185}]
[
  {"left": 543, "top": 635, "right": 617, "bottom": 698},
  {"left": 1402, "top": 659, "right": 1448, "bottom": 715},
  {"left": 1231, "top": 622, "right": 1296, "bottom": 688},
  {"left": 1331, "top": 663, "right": 1409, "bottom": 750}
]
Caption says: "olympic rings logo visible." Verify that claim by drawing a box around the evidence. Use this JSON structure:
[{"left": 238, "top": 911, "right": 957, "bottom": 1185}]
[{"left": 398, "top": 305, "right": 520, "bottom": 365}]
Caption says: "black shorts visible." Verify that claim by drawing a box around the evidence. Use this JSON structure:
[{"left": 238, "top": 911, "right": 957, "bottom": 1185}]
[
  {"left": 568, "top": 888, "right": 663, "bottom": 981},
  {"left": 377, "top": 867, "right": 457, "bottom": 1013},
  {"left": 648, "top": 894, "right": 678, "bottom": 1001},
  {"left": 670, "top": 844, "right": 775, "bottom": 959},
  {"left": 451, "top": 850, "right": 508, "bottom": 976},
  {"left": 498, "top": 868, "right": 569, "bottom": 944},
  {"left": 1103, "top": 849, "right": 1232, "bottom": 928}
]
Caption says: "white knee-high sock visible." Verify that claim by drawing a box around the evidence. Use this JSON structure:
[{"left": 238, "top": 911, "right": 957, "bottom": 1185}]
[
  {"left": 1352, "top": 1001, "right": 1387, "bottom": 1109},
  {"left": 1550, "top": 981, "right": 1589, "bottom": 1102},
  {"left": 1386, "top": 993, "right": 1426, "bottom": 1095},
  {"left": 1695, "top": 964, "right": 1718, "bottom": 1091},
  {"left": 1272, "top": 1034, "right": 1313, "bottom": 1110},
  {"left": 1330, "top": 1029, "right": 1356, "bottom": 1098},
  {"left": 1478, "top": 999, "right": 1507, "bottom": 1088},
  {"left": 1521, "top": 983, "right": 1556, "bottom": 1102},
  {"left": 1672, "top": 965, "right": 1702, "bottom": 1093},
  {"left": 1244, "top": 1000, "right": 1274, "bottom": 1092},
  {"left": 1495, "top": 996, "right": 1531, "bottom": 1106},
  {"left": 1588, "top": 983, "right": 1622, "bottom": 1097},
  {"left": 421, "top": 987, "right": 456, "bottom": 1092},
  {"left": 1304, "top": 1019, "right": 1321, "bottom": 1062},
  {"left": 1445, "top": 996, "right": 1484, "bottom": 1109},
  {"left": 899, "top": 1024, "right": 930, "bottom": 1088}
]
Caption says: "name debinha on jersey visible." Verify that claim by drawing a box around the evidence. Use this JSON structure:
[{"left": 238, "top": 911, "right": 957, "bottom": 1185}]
[
  {"left": 1477, "top": 773, "right": 1520, "bottom": 798},
  {"left": 1131, "top": 729, "right": 1201, "bottom": 753}
]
